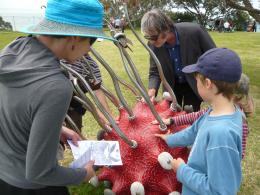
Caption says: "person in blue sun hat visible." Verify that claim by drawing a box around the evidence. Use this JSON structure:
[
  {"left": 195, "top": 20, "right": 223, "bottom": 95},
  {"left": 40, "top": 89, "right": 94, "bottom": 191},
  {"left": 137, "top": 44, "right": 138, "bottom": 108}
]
[{"left": 0, "top": 0, "right": 114, "bottom": 194}]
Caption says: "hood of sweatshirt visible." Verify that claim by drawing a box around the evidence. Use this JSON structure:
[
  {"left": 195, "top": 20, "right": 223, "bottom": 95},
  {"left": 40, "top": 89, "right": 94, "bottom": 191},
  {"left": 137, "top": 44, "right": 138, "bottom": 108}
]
[{"left": 0, "top": 36, "right": 63, "bottom": 87}]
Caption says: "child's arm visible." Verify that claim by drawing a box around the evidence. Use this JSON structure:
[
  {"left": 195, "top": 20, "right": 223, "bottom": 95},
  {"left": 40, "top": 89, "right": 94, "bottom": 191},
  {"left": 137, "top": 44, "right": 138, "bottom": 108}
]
[
  {"left": 156, "top": 119, "right": 200, "bottom": 148},
  {"left": 165, "top": 125, "right": 198, "bottom": 147},
  {"left": 172, "top": 108, "right": 207, "bottom": 126},
  {"left": 151, "top": 108, "right": 207, "bottom": 126},
  {"left": 176, "top": 132, "right": 241, "bottom": 194},
  {"left": 242, "top": 121, "right": 249, "bottom": 158}
]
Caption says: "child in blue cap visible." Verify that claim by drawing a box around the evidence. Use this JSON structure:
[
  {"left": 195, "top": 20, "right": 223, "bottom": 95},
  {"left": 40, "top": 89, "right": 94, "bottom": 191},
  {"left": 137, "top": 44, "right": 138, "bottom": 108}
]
[
  {"left": 0, "top": 0, "right": 114, "bottom": 194},
  {"left": 155, "top": 48, "right": 243, "bottom": 195}
]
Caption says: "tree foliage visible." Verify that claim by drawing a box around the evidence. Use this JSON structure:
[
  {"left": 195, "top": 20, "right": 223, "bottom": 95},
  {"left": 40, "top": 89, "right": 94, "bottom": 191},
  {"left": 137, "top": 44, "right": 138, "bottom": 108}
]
[
  {"left": 167, "top": 0, "right": 253, "bottom": 29},
  {"left": 170, "top": 0, "right": 260, "bottom": 24},
  {"left": 225, "top": 0, "right": 260, "bottom": 22},
  {"left": 169, "top": 0, "right": 229, "bottom": 26},
  {"left": 100, "top": 0, "right": 256, "bottom": 29},
  {"left": 167, "top": 11, "right": 196, "bottom": 23},
  {"left": 230, "top": 10, "right": 251, "bottom": 31},
  {"left": 101, "top": 0, "right": 169, "bottom": 25},
  {"left": 0, "top": 16, "right": 12, "bottom": 31}
]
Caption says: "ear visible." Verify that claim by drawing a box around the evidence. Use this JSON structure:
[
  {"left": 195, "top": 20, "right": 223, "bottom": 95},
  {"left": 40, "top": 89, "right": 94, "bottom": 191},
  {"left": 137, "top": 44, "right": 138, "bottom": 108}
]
[{"left": 204, "top": 78, "right": 212, "bottom": 89}]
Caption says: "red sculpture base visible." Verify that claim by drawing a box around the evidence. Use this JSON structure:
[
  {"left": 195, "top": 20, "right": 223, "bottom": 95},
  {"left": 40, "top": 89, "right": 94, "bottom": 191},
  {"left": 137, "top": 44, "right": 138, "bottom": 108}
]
[{"left": 98, "top": 100, "right": 189, "bottom": 194}]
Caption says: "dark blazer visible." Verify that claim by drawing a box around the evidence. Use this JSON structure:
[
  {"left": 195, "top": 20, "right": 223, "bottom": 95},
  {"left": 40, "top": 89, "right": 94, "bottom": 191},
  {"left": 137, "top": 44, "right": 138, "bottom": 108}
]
[{"left": 148, "top": 22, "right": 216, "bottom": 98}]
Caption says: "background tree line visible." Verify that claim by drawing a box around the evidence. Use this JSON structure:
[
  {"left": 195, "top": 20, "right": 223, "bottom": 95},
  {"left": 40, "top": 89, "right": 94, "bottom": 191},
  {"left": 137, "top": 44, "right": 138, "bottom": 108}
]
[
  {"left": 0, "top": 16, "right": 12, "bottom": 31},
  {"left": 101, "top": 0, "right": 259, "bottom": 31},
  {"left": 1, "top": 0, "right": 259, "bottom": 32}
]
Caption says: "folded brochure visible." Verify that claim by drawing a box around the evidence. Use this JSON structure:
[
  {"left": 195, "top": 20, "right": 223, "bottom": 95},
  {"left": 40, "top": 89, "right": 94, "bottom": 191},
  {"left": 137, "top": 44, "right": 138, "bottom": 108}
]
[{"left": 68, "top": 140, "right": 122, "bottom": 168}]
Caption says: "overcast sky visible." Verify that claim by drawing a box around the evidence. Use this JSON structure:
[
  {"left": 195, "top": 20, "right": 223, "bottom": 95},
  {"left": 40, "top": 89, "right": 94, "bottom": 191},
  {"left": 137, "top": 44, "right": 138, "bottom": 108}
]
[
  {"left": 0, "top": 0, "right": 47, "bottom": 15},
  {"left": 0, "top": 0, "right": 47, "bottom": 30}
]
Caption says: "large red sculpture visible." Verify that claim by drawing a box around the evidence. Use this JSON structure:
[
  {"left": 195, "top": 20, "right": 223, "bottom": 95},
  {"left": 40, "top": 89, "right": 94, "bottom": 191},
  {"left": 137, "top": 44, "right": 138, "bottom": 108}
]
[{"left": 98, "top": 99, "right": 190, "bottom": 194}]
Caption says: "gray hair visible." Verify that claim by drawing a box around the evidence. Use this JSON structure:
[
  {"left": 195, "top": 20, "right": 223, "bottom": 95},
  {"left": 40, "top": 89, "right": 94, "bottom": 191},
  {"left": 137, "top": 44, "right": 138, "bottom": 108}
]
[
  {"left": 237, "top": 73, "right": 250, "bottom": 96},
  {"left": 141, "top": 9, "right": 174, "bottom": 35}
]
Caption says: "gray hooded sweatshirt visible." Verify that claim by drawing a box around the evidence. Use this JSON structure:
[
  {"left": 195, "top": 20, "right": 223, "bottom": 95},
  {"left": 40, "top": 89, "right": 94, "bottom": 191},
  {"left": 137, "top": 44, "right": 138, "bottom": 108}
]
[{"left": 0, "top": 36, "right": 86, "bottom": 189}]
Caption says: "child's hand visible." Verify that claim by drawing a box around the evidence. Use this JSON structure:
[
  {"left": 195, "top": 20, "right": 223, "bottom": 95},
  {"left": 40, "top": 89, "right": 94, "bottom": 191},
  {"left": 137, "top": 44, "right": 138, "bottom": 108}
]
[
  {"left": 171, "top": 158, "right": 185, "bottom": 172},
  {"left": 154, "top": 133, "right": 168, "bottom": 141},
  {"left": 84, "top": 160, "right": 96, "bottom": 182}
]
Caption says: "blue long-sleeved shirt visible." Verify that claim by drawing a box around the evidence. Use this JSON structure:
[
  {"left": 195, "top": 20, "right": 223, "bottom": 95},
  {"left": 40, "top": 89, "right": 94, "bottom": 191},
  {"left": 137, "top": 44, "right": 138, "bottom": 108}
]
[{"left": 166, "top": 108, "right": 242, "bottom": 195}]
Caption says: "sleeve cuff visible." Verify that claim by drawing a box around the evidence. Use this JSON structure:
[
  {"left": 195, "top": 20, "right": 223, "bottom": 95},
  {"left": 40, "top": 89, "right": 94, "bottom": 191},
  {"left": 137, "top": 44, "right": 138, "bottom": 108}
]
[
  {"left": 176, "top": 163, "right": 187, "bottom": 182},
  {"left": 165, "top": 134, "right": 177, "bottom": 148},
  {"left": 165, "top": 135, "right": 172, "bottom": 146},
  {"left": 74, "top": 168, "right": 87, "bottom": 184}
]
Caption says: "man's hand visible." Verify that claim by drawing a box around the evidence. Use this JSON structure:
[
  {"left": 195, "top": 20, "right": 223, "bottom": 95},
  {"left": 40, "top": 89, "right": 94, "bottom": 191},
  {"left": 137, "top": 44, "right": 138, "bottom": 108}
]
[
  {"left": 171, "top": 158, "right": 185, "bottom": 172},
  {"left": 84, "top": 160, "right": 96, "bottom": 182},
  {"left": 60, "top": 126, "right": 81, "bottom": 146},
  {"left": 141, "top": 88, "right": 156, "bottom": 103},
  {"left": 147, "top": 88, "right": 156, "bottom": 102}
]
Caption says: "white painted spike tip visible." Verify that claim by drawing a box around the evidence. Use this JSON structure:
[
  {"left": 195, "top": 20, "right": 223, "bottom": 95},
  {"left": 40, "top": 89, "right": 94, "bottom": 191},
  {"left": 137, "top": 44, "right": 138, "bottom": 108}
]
[
  {"left": 169, "top": 191, "right": 181, "bottom": 195},
  {"left": 163, "top": 92, "right": 173, "bottom": 101},
  {"left": 89, "top": 176, "right": 99, "bottom": 187},
  {"left": 158, "top": 152, "right": 174, "bottom": 170},
  {"left": 104, "top": 189, "right": 116, "bottom": 195},
  {"left": 130, "top": 181, "right": 145, "bottom": 195}
]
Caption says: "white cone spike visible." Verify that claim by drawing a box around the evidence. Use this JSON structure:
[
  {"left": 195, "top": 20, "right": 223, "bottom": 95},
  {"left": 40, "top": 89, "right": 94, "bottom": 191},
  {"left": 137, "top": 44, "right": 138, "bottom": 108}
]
[
  {"left": 169, "top": 191, "right": 181, "bottom": 195},
  {"left": 130, "top": 181, "right": 145, "bottom": 195},
  {"left": 163, "top": 92, "right": 173, "bottom": 101},
  {"left": 89, "top": 176, "right": 99, "bottom": 187},
  {"left": 158, "top": 152, "right": 174, "bottom": 170},
  {"left": 104, "top": 189, "right": 115, "bottom": 195},
  {"left": 103, "top": 180, "right": 112, "bottom": 188}
]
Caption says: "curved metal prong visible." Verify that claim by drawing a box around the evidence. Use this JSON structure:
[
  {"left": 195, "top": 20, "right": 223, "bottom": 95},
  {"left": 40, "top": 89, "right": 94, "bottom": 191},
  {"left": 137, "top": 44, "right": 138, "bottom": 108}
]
[
  {"left": 117, "top": 76, "right": 140, "bottom": 97},
  {"left": 65, "top": 114, "right": 86, "bottom": 140},
  {"left": 90, "top": 48, "right": 135, "bottom": 119},
  {"left": 60, "top": 62, "right": 137, "bottom": 148},
  {"left": 122, "top": 3, "right": 181, "bottom": 111},
  {"left": 100, "top": 85, "right": 122, "bottom": 109},
  {"left": 73, "top": 80, "right": 113, "bottom": 133},
  {"left": 117, "top": 44, "right": 167, "bottom": 131}
]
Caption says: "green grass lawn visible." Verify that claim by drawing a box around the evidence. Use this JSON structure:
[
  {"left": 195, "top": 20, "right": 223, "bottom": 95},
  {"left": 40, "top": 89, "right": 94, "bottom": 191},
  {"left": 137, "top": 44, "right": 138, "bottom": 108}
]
[{"left": 0, "top": 30, "right": 259, "bottom": 195}]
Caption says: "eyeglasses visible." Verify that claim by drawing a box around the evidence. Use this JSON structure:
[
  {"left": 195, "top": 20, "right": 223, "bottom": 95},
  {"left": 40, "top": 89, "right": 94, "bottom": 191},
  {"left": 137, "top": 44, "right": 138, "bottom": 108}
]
[{"left": 144, "top": 34, "right": 159, "bottom": 41}]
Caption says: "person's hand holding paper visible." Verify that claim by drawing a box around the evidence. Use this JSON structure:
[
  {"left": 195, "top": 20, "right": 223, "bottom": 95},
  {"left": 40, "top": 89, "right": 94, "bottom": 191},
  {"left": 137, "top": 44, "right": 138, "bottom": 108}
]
[{"left": 68, "top": 140, "right": 122, "bottom": 169}]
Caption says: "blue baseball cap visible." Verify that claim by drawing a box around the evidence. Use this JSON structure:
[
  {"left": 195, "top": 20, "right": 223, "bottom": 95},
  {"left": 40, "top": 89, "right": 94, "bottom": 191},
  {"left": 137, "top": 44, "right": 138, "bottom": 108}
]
[
  {"left": 20, "top": 0, "right": 115, "bottom": 41},
  {"left": 182, "top": 48, "right": 242, "bottom": 83}
]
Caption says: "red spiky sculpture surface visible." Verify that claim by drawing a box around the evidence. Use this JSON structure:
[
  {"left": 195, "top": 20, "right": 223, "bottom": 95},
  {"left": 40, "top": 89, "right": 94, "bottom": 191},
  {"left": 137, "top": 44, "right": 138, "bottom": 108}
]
[{"left": 98, "top": 99, "right": 190, "bottom": 194}]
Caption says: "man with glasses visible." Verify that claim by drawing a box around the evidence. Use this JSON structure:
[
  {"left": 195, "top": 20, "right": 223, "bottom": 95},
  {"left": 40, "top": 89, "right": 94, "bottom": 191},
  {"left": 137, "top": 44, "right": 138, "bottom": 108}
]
[{"left": 141, "top": 9, "right": 216, "bottom": 111}]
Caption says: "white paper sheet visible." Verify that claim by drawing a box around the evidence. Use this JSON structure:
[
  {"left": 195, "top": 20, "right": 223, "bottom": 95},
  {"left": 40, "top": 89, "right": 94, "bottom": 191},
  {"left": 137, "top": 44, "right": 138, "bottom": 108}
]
[{"left": 68, "top": 140, "right": 122, "bottom": 168}]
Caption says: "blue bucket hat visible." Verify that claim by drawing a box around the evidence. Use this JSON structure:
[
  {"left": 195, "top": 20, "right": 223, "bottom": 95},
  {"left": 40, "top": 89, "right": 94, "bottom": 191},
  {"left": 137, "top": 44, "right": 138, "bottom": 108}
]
[
  {"left": 182, "top": 48, "right": 242, "bottom": 83},
  {"left": 19, "top": 0, "right": 115, "bottom": 41}
]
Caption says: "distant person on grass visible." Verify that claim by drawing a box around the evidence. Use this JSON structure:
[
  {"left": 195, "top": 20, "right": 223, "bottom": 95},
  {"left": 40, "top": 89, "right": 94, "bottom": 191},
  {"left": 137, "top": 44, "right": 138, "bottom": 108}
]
[
  {"left": 155, "top": 48, "right": 243, "bottom": 195},
  {"left": 0, "top": 0, "right": 114, "bottom": 194},
  {"left": 252, "top": 20, "right": 257, "bottom": 32}
]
